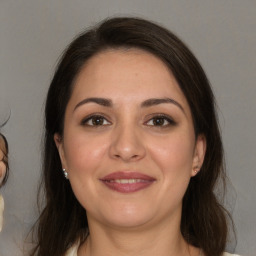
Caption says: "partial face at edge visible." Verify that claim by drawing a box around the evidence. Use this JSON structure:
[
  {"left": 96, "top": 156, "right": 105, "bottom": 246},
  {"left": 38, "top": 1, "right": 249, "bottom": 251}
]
[
  {"left": 54, "top": 49, "right": 206, "bottom": 229},
  {"left": 0, "top": 136, "right": 7, "bottom": 185}
]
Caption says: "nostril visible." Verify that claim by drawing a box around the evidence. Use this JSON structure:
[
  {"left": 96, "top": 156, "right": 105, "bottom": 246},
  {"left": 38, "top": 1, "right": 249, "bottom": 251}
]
[
  {"left": 113, "top": 153, "right": 140, "bottom": 161},
  {"left": 109, "top": 134, "right": 146, "bottom": 162}
]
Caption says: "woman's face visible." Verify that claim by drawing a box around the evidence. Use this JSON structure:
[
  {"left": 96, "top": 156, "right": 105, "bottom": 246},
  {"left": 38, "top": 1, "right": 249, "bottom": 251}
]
[
  {"left": 55, "top": 49, "right": 206, "bottom": 230},
  {"left": 0, "top": 137, "right": 7, "bottom": 184}
]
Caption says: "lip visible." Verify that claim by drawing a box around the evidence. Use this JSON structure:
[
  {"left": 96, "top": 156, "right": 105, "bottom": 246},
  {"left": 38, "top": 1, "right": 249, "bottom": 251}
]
[{"left": 100, "top": 171, "right": 156, "bottom": 193}]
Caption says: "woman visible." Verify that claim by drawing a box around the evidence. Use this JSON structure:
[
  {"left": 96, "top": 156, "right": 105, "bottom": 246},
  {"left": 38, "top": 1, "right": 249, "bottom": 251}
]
[
  {"left": 0, "top": 133, "right": 9, "bottom": 232},
  {"left": 30, "top": 17, "right": 239, "bottom": 256}
]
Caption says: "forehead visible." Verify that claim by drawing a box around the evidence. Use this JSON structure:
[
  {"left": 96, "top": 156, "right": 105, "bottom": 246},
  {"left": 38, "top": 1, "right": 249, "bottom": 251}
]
[
  {"left": 80, "top": 48, "right": 172, "bottom": 82},
  {"left": 71, "top": 48, "right": 189, "bottom": 105}
]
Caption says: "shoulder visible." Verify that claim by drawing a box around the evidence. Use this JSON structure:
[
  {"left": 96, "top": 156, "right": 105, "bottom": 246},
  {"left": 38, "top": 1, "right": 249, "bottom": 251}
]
[{"left": 223, "top": 252, "right": 241, "bottom": 256}]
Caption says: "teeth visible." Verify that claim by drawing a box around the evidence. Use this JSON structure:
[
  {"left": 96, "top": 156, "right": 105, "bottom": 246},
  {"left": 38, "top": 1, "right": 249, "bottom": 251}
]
[{"left": 110, "top": 179, "right": 145, "bottom": 184}]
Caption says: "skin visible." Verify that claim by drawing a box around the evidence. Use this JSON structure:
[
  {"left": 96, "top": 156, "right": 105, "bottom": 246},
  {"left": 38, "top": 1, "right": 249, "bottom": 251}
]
[
  {"left": 0, "top": 137, "right": 7, "bottom": 184},
  {"left": 0, "top": 136, "right": 7, "bottom": 232},
  {"left": 55, "top": 49, "right": 206, "bottom": 256}
]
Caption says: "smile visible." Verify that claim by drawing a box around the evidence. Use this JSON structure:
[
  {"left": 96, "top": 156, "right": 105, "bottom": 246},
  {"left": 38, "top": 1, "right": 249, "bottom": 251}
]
[
  {"left": 100, "top": 172, "right": 156, "bottom": 193},
  {"left": 107, "top": 179, "right": 149, "bottom": 184}
]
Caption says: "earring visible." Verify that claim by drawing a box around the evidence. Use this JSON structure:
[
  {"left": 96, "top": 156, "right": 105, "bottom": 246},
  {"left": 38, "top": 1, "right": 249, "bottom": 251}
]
[
  {"left": 193, "top": 166, "right": 200, "bottom": 175},
  {"left": 63, "top": 169, "right": 69, "bottom": 179},
  {"left": 0, "top": 194, "right": 4, "bottom": 232}
]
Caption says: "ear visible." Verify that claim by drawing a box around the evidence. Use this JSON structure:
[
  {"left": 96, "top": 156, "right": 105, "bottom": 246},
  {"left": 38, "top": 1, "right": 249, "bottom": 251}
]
[
  {"left": 191, "top": 134, "right": 206, "bottom": 177},
  {"left": 0, "top": 161, "right": 6, "bottom": 185},
  {"left": 54, "top": 133, "right": 67, "bottom": 169}
]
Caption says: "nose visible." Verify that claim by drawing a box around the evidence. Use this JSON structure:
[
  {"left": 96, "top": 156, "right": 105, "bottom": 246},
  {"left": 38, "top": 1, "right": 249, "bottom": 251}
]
[{"left": 109, "top": 124, "right": 146, "bottom": 162}]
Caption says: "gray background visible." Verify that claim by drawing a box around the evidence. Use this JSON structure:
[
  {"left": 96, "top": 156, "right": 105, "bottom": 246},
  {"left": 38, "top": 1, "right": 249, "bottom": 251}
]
[{"left": 0, "top": 1, "right": 255, "bottom": 255}]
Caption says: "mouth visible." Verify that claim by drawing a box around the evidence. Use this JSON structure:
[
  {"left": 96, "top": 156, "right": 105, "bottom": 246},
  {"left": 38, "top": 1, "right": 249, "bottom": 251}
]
[{"left": 100, "top": 172, "right": 156, "bottom": 193}]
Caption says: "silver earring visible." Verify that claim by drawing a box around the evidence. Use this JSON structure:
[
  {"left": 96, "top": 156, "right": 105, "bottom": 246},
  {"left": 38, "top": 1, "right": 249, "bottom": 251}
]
[{"left": 63, "top": 169, "right": 69, "bottom": 179}]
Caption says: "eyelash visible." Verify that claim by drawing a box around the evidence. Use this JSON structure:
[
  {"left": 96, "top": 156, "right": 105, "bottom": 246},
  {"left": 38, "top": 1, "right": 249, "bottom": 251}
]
[
  {"left": 81, "top": 114, "right": 111, "bottom": 126},
  {"left": 145, "top": 114, "right": 176, "bottom": 127},
  {"left": 81, "top": 114, "right": 176, "bottom": 127}
]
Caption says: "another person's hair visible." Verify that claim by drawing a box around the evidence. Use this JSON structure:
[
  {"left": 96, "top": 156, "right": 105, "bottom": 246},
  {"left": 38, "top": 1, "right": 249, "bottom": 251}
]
[
  {"left": 0, "top": 133, "right": 9, "bottom": 187},
  {"left": 30, "top": 17, "right": 233, "bottom": 256}
]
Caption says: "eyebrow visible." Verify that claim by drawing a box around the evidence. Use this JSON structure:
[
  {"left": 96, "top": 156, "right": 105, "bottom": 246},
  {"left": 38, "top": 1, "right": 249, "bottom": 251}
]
[
  {"left": 74, "top": 97, "right": 184, "bottom": 113},
  {"left": 141, "top": 98, "right": 184, "bottom": 113},
  {"left": 74, "top": 97, "right": 113, "bottom": 111}
]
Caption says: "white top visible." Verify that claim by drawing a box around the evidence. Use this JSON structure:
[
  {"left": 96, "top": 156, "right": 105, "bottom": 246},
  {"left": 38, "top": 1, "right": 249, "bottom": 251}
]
[
  {"left": 65, "top": 242, "right": 240, "bottom": 256},
  {"left": 65, "top": 242, "right": 78, "bottom": 256},
  {"left": 0, "top": 194, "right": 4, "bottom": 232}
]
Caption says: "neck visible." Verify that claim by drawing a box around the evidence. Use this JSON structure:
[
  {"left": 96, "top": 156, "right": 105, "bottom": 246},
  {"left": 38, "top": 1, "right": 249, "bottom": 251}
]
[{"left": 78, "top": 213, "right": 199, "bottom": 256}]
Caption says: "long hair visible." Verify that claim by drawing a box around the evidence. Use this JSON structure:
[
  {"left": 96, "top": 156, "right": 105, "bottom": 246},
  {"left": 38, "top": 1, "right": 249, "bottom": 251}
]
[{"left": 30, "top": 17, "right": 233, "bottom": 256}]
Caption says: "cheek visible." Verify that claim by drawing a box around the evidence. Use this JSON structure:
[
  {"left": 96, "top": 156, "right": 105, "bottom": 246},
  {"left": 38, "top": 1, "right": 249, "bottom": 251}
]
[
  {"left": 63, "top": 133, "right": 110, "bottom": 210},
  {"left": 148, "top": 133, "right": 195, "bottom": 175},
  {"left": 63, "top": 132, "right": 109, "bottom": 175}
]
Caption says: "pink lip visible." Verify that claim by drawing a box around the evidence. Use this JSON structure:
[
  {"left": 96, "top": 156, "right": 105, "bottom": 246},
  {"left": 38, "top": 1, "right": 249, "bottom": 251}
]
[{"left": 100, "top": 171, "right": 156, "bottom": 193}]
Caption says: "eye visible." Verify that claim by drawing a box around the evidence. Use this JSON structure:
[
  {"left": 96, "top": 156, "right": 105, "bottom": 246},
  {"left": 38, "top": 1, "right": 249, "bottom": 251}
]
[
  {"left": 81, "top": 115, "right": 111, "bottom": 126},
  {"left": 146, "top": 115, "right": 176, "bottom": 127}
]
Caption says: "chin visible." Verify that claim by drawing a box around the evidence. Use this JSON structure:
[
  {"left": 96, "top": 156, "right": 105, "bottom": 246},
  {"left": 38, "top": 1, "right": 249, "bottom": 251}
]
[
  {"left": 105, "top": 215, "right": 152, "bottom": 229},
  {"left": 97, "top": 204, "right": 156, "bottom": 229}
]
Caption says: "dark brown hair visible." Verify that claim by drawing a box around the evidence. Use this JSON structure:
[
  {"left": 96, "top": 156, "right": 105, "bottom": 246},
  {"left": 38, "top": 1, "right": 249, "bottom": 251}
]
[
  {"left": 0, "top": 133, "right": 9, "bottom": 187},
  {"left": 30, "top": 17, "right": 233, "bottom": 256}
]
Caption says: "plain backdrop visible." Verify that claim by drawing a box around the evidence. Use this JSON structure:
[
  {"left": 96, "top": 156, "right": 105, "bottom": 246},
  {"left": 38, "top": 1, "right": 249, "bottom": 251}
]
[{"left": 0, "top": 1, "right": 255, "bottom": 255}]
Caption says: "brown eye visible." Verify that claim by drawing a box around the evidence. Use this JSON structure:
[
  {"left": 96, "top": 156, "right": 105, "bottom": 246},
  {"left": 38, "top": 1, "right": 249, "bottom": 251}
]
[
  {"left": 152, "top": 117, "right": 165, "bottom": 126},
  {"left": 146, "top": 115, "right": 176, "bottom": 127},
  {"left": 91, "top": 116, "right": 104, "bottom": 126},
  {"left": 82, "top": 115, "right": 111, "bottom": 126}
]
